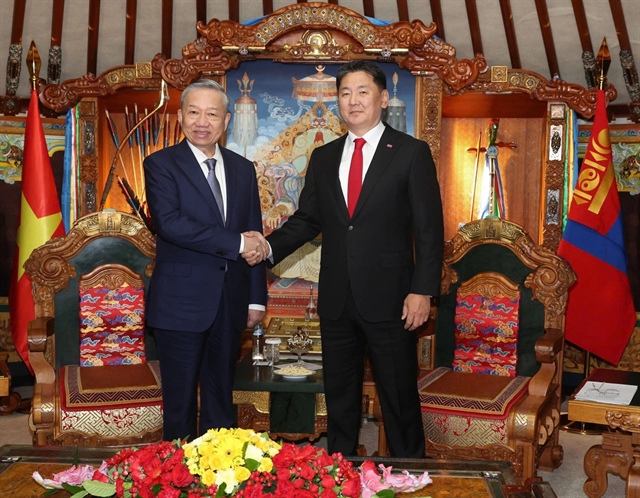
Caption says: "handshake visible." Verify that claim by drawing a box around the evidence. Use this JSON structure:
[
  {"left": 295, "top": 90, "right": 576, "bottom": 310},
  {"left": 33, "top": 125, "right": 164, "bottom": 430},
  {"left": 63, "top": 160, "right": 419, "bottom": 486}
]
[{"left": 241, "top": 231, "right": 270, "bottom": 266}]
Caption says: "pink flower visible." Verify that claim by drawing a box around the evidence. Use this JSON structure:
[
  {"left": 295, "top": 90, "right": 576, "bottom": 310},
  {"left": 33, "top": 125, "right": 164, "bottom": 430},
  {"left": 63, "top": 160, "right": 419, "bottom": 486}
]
[
  {"left": 358, "top": 461, "right": 386, "bottom": 498},
  {"left": 379, "top": 463, "right": 432, "bottom": 492},
  {"left": 32, "top": 463, "right": 100, "bottom": 489},
  {"left": 359, "top": 461, "right": 432, "bottom": 497}
]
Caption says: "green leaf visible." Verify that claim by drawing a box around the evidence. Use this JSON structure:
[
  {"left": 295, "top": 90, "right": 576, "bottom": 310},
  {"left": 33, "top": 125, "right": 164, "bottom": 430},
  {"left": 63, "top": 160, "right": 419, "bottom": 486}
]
[
  {"left": 82, "top": 480, "right": 117, "bottom": 497},
  {"left": 245, "top": 458, "right": 260, "bottom": 472},
  {"left": 69, "top": 491, "right": 88, "bottom": 498},
  {"left": 61, "top": 483, "right": 84, "bottom": 494},
  {"left": 216, "top": 482, "right": 228, "bottom": 497},
  {"left": 43, "top": 489, "right": 63, "bottom": 496},
  {"left": 372, "top": 490, "right": 396, "bottom": 498}
]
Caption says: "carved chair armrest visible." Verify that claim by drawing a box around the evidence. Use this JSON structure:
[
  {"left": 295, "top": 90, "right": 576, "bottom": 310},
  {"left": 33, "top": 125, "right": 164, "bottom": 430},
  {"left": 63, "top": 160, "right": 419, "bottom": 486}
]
[
  {"left": 529, "top": 327, "right": 563, "bottom": 397},
  {"left": 28, "top": 317, "right": 56, "bottom": 386}
]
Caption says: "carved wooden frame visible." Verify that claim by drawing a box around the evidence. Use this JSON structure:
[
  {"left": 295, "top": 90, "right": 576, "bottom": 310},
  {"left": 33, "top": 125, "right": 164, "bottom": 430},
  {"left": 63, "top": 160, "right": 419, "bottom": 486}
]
[
  {"left": 24, "top": 211, "right": 156, "bottom": 446},
  {"left": 37, "top": 2, "right": 610, "bottom": 246}
]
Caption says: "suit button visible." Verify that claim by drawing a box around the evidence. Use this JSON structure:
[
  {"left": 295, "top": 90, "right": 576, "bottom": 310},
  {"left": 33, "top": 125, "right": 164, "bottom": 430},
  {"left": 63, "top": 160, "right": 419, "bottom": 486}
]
[
  {"left": 348, "top": 225, "right": 354, "bottom": 230},
  {"left": 219, "top": 266, "right": 226, "bottom": 271}
]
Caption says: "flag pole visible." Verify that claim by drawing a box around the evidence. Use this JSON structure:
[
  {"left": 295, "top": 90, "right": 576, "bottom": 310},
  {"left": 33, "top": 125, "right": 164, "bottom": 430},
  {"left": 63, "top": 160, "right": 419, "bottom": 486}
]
[
  {"left": 583, "top": 38, "right": 610, "bottom": 380},
  {"left": 561, "top": 38, "right": 611, "bottom": 435},
  {"left": 469, "top": 132, "right": 482, "bottom": 221}
]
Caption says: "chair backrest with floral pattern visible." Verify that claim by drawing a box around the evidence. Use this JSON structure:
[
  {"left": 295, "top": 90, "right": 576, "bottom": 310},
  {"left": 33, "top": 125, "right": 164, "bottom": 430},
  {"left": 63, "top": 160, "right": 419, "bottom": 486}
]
[
  {"left": 435, "top": 218, "right": 574, "bottom": 378},
  {"left": 26, "top": 210, "right": 157, "bottom": 370}
]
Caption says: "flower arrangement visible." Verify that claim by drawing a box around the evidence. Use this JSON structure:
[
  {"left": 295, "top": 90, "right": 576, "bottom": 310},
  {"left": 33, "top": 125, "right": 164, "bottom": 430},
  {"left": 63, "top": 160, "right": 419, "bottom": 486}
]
[{"left": 33, "top": 428, "right": 431, "bottom": 497}]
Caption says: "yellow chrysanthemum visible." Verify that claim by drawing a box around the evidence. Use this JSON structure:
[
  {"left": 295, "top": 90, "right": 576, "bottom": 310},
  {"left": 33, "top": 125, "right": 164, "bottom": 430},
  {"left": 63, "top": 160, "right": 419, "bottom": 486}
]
[{"left": 183, "top": 445, "right": 198, "bottom": 459}]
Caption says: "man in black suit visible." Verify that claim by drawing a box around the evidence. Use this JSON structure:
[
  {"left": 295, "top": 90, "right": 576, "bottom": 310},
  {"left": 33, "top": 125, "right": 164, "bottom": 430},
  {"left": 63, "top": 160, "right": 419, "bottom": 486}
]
[
  {"left": 144, "top": 79, "right": 268, "bottom": 441},
  {"left": 246, "top": 61, "right": 444, "bottom": 457}
]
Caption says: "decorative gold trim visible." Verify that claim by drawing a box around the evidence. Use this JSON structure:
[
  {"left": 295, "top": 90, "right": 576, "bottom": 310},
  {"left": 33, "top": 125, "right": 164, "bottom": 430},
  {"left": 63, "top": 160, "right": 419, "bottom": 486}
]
[
  {"left": 491, "top": 66, "right": 508, "bottom": 83},
  {"left": 232, "top": 390, "right": 270, "bottom": 414},
  {"left": 445, "top": 218, "right": 576, "bottom": 330}
]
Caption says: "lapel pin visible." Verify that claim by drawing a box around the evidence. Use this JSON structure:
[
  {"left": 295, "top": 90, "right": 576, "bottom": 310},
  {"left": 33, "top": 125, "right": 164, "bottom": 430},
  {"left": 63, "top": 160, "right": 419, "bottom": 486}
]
[{"left": 386, "top": 143, "right": 393, "bottom": 148}]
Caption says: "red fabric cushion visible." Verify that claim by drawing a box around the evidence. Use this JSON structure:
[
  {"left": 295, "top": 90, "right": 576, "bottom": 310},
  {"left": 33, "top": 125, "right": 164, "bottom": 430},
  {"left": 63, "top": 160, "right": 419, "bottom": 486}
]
[
  {"left": 452, "top": 291, "right": 520, "bottom": 377},
  {"left": 419, "top": 367, "right": 529, "bottom": 420},
  {"left": 79, "top": 284, "right": 146, "bottom": 366},
  {"left": 59, "top": 361, "right": 162, "bottom": 411}
]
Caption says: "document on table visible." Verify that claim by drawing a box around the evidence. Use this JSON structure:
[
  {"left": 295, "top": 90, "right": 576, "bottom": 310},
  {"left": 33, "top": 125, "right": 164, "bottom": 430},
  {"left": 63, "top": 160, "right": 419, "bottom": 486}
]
[{"left": 575, "top": 381, "right": 638, "bottom": 405}]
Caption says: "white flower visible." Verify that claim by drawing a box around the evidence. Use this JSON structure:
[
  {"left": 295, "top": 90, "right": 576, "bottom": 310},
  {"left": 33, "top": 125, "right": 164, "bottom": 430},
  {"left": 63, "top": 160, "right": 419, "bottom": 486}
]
[
  {"left": 244, "top": 443, "right": 264, "bottom": 462},
  {"left": 215, "top": 467, "right": 239, "bottom": 493}
]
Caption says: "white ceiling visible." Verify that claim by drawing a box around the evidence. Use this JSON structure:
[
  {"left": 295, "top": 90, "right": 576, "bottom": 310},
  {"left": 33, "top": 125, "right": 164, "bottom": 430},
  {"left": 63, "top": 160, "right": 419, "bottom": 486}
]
[{"left": 1, "top": 0, "right": 638, "bottom": 108}]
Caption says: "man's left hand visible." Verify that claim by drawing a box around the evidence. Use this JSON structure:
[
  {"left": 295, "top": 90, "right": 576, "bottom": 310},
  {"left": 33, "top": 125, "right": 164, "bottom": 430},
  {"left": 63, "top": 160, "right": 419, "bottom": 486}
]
[
  {"left": 247, "top": 309, "right": 266, "bottom": 328},
  {"left": 401, "top": 293, "right": 431, "bottom": 331}
]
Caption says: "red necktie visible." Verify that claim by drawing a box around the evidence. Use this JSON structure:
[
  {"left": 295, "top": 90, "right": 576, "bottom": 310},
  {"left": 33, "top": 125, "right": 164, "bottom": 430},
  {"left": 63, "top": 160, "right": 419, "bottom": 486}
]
[{"left": 347, "top": 138, "right": 366, "bottom": 217}]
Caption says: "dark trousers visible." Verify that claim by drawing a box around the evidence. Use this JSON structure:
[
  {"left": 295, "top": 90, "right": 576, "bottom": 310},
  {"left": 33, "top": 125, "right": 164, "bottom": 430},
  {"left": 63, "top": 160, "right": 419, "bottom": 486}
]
[
  {"left": 154, "top": 284, "right": 240, "bottom": 441},
  {"left": 321, "top": 289, "right": 425, "bottom": 458}
]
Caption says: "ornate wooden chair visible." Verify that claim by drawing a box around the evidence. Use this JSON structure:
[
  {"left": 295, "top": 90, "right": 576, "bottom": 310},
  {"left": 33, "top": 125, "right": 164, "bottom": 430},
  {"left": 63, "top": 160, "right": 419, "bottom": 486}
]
[
  {"left": 376, "top": 218, "right": 575, "bottom": 480},
  {"left": 25, "top": 210, "right": 162, "bottom": 446}
]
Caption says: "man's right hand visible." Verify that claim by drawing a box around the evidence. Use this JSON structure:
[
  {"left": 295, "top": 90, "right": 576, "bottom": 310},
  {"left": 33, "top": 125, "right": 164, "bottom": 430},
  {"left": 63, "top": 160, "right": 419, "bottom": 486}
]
[{"left": 242, "top": 231, "right": 269, "bottom": 266}]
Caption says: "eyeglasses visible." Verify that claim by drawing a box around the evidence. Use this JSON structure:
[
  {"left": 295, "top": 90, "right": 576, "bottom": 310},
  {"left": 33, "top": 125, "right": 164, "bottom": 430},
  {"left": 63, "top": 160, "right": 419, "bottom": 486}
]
[{"left": 584, "top": 382, "right": 620, "bottom": 398}]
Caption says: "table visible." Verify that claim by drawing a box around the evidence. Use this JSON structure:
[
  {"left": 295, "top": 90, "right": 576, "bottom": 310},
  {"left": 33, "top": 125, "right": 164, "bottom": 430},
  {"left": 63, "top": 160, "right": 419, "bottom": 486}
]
[
  {"left": 232, "top": 354, "right": 327, "bottom": 442},
  {"left": 0, "top": 354, "right": 19, "bottom": 415},
  {"left": 0, "top": 355, "right": 9, "bottom": 397},
  {"left": 568, "top": 368, "right": 640, "bottom": 498},
  {"left": 0, "top": 444, "right": 556, "bottom": 498}
]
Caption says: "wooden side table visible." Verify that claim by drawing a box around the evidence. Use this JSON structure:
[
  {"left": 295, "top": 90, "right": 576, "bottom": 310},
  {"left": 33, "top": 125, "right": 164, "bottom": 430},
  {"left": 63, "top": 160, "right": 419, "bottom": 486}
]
[
  {"left": 567, "top": 368, "right": 640, "bottom": 498},
  {"left": 0, "top": 355, "right": 10, "bottom": 397},
  {"left": 232, "top": 355, "right": 327, "bottom": 442},
  {"left": 0, "top": 354, "right": 19, "bottom": 415}
]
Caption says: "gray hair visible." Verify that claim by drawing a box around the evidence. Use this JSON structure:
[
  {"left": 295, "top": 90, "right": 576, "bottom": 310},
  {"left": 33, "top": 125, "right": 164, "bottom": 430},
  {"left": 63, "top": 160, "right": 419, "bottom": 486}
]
[{"left": 180, "top": 79, "right": 231, "bottom": 113}]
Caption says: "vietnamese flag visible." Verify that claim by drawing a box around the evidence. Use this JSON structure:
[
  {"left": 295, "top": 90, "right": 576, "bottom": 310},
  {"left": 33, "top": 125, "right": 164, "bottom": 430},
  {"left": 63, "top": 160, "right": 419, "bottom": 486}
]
[
  {"left": 9, "top": 90, "right": 66, "bottom": 374},
  {"left": 558, "top": 89, "right": 636, "bottom": 365}
]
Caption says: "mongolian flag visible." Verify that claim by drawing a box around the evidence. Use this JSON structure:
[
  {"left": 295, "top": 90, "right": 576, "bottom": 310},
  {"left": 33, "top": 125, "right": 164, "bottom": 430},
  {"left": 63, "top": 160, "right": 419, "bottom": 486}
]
[
  {"left": 9, "top": 90, "right": 66, "bottom": 374},
  {"left": 558, "top": 89, "right": 636, "bottom": 365}
]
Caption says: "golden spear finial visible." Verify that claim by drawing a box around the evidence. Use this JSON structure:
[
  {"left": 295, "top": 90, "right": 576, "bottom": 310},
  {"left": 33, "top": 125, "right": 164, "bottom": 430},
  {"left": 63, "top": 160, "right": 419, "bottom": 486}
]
[
  {"left": 595, "top": 38, "right": 611, "bottom": 91},
  {"left": 26, "top": 41, "right": 41, "bottom": 91}
]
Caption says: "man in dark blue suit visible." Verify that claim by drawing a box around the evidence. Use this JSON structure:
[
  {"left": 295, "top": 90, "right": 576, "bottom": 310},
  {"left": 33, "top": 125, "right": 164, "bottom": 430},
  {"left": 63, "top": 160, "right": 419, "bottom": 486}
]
[
  {"left": 144, "top": 79, "right": 268, "bottom": 441},
  {"left": 247, "top": 61, "right": 444, "bottom": 457}
]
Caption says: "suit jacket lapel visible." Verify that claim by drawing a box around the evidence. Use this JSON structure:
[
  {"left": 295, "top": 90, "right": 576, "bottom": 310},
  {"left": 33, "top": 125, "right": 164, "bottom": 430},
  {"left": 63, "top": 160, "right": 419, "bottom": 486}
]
[
  {"left": 352, "top": 125, "right": 399, "bottom": 217},
  {"left": 220, "top": 147, "right": 236, "bottom": 228},
  {"left": 173, "top": 140, "right": 223, "bottom": 222},
  {"left": 325, "top": 135, "right": 349, "bottom": 218}
]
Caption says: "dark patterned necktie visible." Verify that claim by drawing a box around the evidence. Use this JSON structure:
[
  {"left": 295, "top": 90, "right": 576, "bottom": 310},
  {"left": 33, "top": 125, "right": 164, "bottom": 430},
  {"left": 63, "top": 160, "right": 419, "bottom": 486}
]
[
  {"left": 347, "top": 138, "right": 366, "bottom": 217},
  {"left": 205, "top": 158, "right": 225, "bottom": 221}
]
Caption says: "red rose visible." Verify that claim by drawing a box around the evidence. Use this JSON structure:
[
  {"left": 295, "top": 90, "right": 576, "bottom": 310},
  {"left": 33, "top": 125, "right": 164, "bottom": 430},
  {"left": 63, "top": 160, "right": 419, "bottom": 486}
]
[
  {"left": 158, "top": 488, "right": 181, "bottom": 498},
  {"left": 298, "top": 462, "right": 315, "bottom": 481},
  {"left": 274, "top": 479, "right": 296, "bottom": 497},
  {"left": 321, "top": 474, "right": 336, "bottom": 489},
  {"left": 272, "top": 444, "right": 297, "bottom": 467},
  {"left": 341, "top": 477, "right": 361, "bottom": 497},
  {"left": 320, "top": 489, "right": 338, "bottom": 498},
  {"left": 317, "top": 454, "right": 333, "bottom": 467},
  {"left": 171, "top": 464, "right": 194, "bottom": 487},
  {"left": 138, "top": 484, "right": 155, "bottom": 498},
  {"left": 359, "top": 459, "right": 377, "bottom": 473},
  {"left": 276, "top": 467, "right": 291, "bottom": 481}
]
